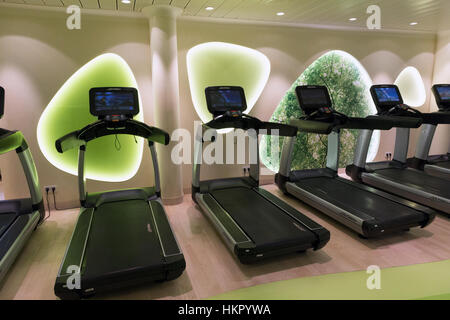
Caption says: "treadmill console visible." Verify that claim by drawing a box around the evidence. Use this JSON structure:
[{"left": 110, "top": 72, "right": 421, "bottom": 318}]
[
  {"left": 295, "top": 85, "right": 339, "bottom": 122},
  {"left": 371, "top": 85, "right": 403, "bottom": 110},
  {"left": 205, "top": 86, "right": 247, "bottom": 118},
  {"left": 89, "top": 87, "right": 139, "bottom": 121},
  {"left": 432, "top": 84, "right": 450, "bottom": 111},
  {"left": 0, "top": 86, "right": 4, "bottom": 119},
  {"left": 371, "top": 85, "right": 419, "bottom": 116}
]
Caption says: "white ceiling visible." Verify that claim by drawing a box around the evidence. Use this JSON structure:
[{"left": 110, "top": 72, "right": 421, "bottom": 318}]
[{"left": 2, "top": 0, "right": 450, "bottom": 32}]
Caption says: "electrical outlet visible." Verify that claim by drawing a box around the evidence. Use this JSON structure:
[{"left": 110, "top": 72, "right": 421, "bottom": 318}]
[{"left": 45, "top": 185, "right": 57, "bottom": 192}]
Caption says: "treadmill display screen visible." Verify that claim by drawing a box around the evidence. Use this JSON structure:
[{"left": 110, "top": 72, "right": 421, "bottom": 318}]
[
  {"left": 295, "top": 86, "right": 332, "bottom": 115},
  {"left": 374, "top": 87, "right": 401, "bottom": 103},
  {"left": 90, "top": 87, "right": 139, "bottom": 117},
  {"left": 437, "top": 86, "right": 450, "bottom": 101},
  {"left": 371, "top": 85, "right": 403, "bottom": 112},
  {"left": 0, "top": 86, "right": 4, "bottom": 119},
  {"left": 433, "top": 85, "right": 450, "bottom": 110},
  {"left": 205, "top": 86, "right": 247, "bottom": 115}
]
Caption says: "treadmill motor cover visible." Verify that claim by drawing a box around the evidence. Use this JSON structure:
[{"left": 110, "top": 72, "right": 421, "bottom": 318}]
[
  {"left": 432, "top": 84, "right": 450, "bottom": 111},
  {"left": 371, "top": 85, "right": 403, "bottom": 112},
  {"left": 205, "top": 86, "right": 247, "bottom": 116},
  {"left": 295, "top": 85, "right": 332, "bottom": 116},
  {"left": 0, "top": 86, "right": 4, "bottom": 119},
  {"left": 89, "top": 87, "right": 139, "bottom": 117}
]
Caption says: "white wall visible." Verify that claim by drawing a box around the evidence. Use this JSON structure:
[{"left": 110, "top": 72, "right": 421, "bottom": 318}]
[
  {"left": 176, "top": 19, "right": 437, "bottom": 186},
  {"left": 0, "top": 7, "right": 153, "bottom": 208},
  {"left": 0, "top": 6, "right": 444, "bottom": 208}
]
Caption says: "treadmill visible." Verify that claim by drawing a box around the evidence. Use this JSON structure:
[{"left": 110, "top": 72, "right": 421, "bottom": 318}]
[
  {"left": 54, "top": 87, "right": 185, "bottom": 299},
  {"left": 0, "top": 86, "right": 45, "bottom": 282},
  {"left": 347, "top": 84, "right": 450, "bottom": 215},
  {"left": 192, "top": 86, "right": 330, "bottom": 264},
  {"left": 277, "top": 85, "right": 435, "bottom": 238},
  {"left": 408, "top": 84, "right": 450, "bottom": 180}
]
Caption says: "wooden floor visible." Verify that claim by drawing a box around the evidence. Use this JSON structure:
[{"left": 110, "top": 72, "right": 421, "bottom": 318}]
[{"left": 1, "top": 184, "right": 449, "bottom": 300}]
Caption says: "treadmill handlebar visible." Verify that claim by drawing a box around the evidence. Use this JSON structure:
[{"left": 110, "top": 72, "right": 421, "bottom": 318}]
[
  {"left": 55, "top": 119, "right": 170, "bottom": 153},
  {"left": 376, "top": 105, "right": 450, "bottom": 126},
  {"left": 288, "top": 114, "right": 422, "bottom": 134},
  {"left": 288, "top": 119, "right": 334, "bottom": 135},
  {"left": 0, "top": 129, "right": 28, "bottom": 154},
  {"left": 55, "top": 131, "right": 83, "bottom": 154},
  {"left": 205, "top": 115, "right": 298, "bottom": 137},
  {"left": 420, "top": 111, "right": 450, "bottom": 125},
  {"left": 373, "top": 115, "right": 422, "bottom": 128}
]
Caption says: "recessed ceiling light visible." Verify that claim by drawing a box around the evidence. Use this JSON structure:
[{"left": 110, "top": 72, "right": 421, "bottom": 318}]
[
  {"left": 349, "top": 18, "right": 357, "bottom": 21},
  {"left": 205, "top": 6, "right": 214, "bottom": 11},
  {"left": 410, "top": 22, "right": 418, "bottom": 26},
  {"left": 277, "top": 12, "right": 285, "bottom": 16},
  {"left": 121, "top": 0, "right": 130, "bottom": 3}
]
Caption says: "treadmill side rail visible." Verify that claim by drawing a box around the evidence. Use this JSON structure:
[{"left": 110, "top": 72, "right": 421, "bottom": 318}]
[
  {"left": 149, "top": 200, "right": 183, "bottom": 257},
  {"left": 149, "top": 200, "right": 186, "bottom": 280},
  {"left": 425, "top": 164, "right": 450, "bottom": 181},
  {"left": 286, "top": 182, "right": 366, "bottom": 236},
  {"left": 196, "top": 193, "right": 253, "bottom": 251},
  {"left": 362, "top": 172, "right": 450, "bottom": 214},
  {"left": 0, "top": 211, "right": 40, "bottom": 282},
  {"left": 54, "top": 207, "right": 94, "bottom": 300}
]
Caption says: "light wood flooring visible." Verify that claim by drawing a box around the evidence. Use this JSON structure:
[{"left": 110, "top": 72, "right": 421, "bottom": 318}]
[{"left": 1, "top": 184, "right": 449, "bottom": 300}]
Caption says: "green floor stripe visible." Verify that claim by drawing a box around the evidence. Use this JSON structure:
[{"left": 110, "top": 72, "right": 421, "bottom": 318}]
[
  {"left": 210, "top": 260, "right": 450, "bottom": 300},
  {"left": 420, "top": 293, "right": 450, "bottom": 300}
]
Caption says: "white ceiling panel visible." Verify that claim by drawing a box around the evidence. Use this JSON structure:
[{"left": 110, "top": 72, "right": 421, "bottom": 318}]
[
  {"left": 24, "top": 0, "right": 44, "bottom": 5},
  {"left": 60, "top": 0, "right": 81, "bottom": 6},
  {"left": 134, "top": 0, "right": 151, "bottom": 11},
  {"left": 42, "top": 0, "right": 63, "bottom": 6},
  {"left": 209, "top": 0, "right": 242, "bottom": 18},
  {"left": 4, "top": 0, "right": 26, "bottom": 4},
  {"left": 118, "top": 0, "right": 133, "bottom": 11},
  {"left": 2, "top": 0, "right": 449, "bottom": 32},
  {"left": 195, "top": 0, "right": 225, "bottom": 17},
  {"left": 99, "top": 0, "right": 115, "bottom": 10},
  {"left": 183, "top": 0, "right": 209, "bottom": 16},
  {"left": 154, "top": 0, "right": 170, "bottom": 5},
  {"left": 80, "top": 0, "right": 99, "bottom": 9},
  {"left": 170, "top": 0, "right": 190, "bottom": 9},
  {"left": 223, "top": 0, "right": 262, "bottom": 19}
]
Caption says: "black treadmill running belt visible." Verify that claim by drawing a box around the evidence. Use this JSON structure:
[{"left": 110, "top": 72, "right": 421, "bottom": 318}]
[
  {"left": 211, "top": 188, "right": 316, "bottom": 251},
  {"left": 376, "top": 168, "right": 450, "bottom": 197},
  {"left": 83, "top": 200, "right": 164, "bottom": 281},
  {"left": 436, "top": 161, "right": 450, "bottom": 169},
  {"left": 0, "top": 214, "right": 29, "bottom": 259},
  {"left": 295, "top": 177, "right": 426, "bottom": 225},
  {"left": 0, "top": 213, "right": 16, "bottom": 237}
]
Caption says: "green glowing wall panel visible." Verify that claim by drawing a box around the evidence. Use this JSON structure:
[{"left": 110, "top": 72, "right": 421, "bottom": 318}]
[
  {"left": 187, "top": 42, "right": 270, "bottom": 125},
  {"left": 260, "top": 50, "right": 380, "bottom": 172},
  {"left": 37, "top": 53, "right": 144, "bottom": 182}
]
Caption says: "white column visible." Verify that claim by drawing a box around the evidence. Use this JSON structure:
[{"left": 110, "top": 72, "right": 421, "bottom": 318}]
[{"left": 142, "top": 5, "right": 183, "bottom": 204}]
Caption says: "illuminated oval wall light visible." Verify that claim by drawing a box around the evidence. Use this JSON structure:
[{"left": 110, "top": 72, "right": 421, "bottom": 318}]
[
  {"left": 37, "top": 53, "right": 144, "bottom": 182},
  {"left": 187, "top": 42, "right": 271, "bottom": 132},
  {"left": 260, "top": 50, "right": 380, "bottom": 173},
  {"left": 394, "top": 66, "right": 426, "bottom": 108}
]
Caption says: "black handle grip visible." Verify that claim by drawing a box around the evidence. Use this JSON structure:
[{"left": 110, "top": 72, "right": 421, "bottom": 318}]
[{"left": 55, "top": 119, "right": 170, "bottom": 153}]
